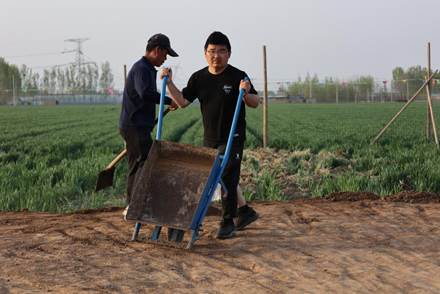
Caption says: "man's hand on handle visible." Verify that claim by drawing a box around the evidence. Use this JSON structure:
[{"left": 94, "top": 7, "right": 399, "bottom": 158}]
[
  {"left": 239, "top": 79, "right": 251, "bottom": 95},
  {"left": 160, "top": 67, "right": 191, "bottom": 108},
  {"left": 240, "top": 79, "right": 259, "bottom": 108},
  {"left": 160, "top": 67, "right": 173, "bottom": 84}
]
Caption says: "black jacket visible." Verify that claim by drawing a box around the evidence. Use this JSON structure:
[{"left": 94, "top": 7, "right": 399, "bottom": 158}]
[{"left": 119, "top": 57, "right": 171, "bottom": 130}]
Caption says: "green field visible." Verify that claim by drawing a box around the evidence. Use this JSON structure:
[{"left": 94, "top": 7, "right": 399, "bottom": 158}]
[{"left": 1, "top": 102, "right": 440, "bottom": 212}]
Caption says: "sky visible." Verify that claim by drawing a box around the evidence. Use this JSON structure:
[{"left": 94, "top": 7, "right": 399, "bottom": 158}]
[{"left": 1, "top": 0, "right": 439, "bottom": 90}]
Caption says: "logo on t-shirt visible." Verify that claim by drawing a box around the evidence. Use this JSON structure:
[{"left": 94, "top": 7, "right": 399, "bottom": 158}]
[{"left": 223, "top": 85, "right": 232, "bottom": 94}]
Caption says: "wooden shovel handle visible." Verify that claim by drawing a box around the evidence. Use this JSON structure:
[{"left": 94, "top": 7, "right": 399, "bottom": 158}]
[{"left": 105, "top": 149, "right": 127, "bottom": 169}]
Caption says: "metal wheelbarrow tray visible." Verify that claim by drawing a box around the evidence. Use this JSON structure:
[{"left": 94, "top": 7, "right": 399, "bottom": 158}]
[{"left": 126, "top": 140, "right": 216, "bottom": 230}]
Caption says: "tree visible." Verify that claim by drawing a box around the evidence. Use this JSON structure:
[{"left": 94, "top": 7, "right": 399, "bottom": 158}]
[
  {"left": 392, "top": 67, "right": 406, "bottom": 99},
  {"left": 86, "top": 64, "right": 99, "bottom": 93},
  {"left": 0, "top": 57, "right": 21, "bottom": 104},
  {"left": 65, "top": 65, "right": 76, "bottom": 92},
  {"left": 41, "top": 69, "right": 50, "bottom": 94},
  {"left": 357, "top": 76, "right": 374, "bottom": 102},
  {"left": 56, "top": 67, "right": 66, "bottom": 93},
  {"left": 49, "top": 68, "right": 57, "bottom": 94},
  {"left": 391, "top": 65, "right": 440, "bottom": 100},
  {"left": 99, "top": 61, "right": 114, "bottom": 94},
  {"left": 20, "top": 64, "right": 39, "bottom": 95}
]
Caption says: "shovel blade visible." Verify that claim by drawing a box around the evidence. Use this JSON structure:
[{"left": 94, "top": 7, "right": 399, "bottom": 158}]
[{"left": 95, "top": 167, "right": 116, "bottom": 192}]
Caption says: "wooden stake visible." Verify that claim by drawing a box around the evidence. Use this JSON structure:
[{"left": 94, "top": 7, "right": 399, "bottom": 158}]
[
  {"left": 426, "top": 84, "right": 439, "bottom": 147},
  {"left": 262, "top": 45, "right": 269, "bottom": 148},
  {"left": 371, "top": 71, "right": 438, "bottom": 144},
  {"left": 426, "top": 43, "right": 433, "bottom": 139}
]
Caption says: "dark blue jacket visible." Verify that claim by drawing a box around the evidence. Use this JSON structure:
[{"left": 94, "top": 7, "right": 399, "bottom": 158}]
[{"left": 119, "top": 57, "right": 171, "bottom": 130}]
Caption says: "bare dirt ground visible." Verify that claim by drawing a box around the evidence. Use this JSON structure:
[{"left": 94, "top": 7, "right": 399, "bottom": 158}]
[{"left": 1, "top": 193, "right": 440, "bottom": 293}]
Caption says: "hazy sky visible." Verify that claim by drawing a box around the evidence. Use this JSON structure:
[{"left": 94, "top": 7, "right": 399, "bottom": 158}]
[{"left": 2, "top": 0, "right": 439, "bottom": 90}]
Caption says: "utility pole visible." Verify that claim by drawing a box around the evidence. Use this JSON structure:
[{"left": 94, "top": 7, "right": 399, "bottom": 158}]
[
  {"left": 335, "top": 81, "right": 339, "bottom": 104},
  {"left": 390, "top": 81, "right": 393, "bottom": 102},
  {"left": 404, "top": 80, "right": 409, "bottom": 101},
  {"left": 382, "top": 80, "right": 387, "bottom": 103},
  {"left": 355, "top": 84, "right": 358, "bottom": 104}
]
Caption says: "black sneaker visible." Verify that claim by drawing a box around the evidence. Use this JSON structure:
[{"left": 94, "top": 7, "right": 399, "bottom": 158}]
[
  {"left": 236, "top": 206, "right": 259, "bottom": 230},
  {"left": 216, "top": 218, "right": 236, "bottom": 239}
]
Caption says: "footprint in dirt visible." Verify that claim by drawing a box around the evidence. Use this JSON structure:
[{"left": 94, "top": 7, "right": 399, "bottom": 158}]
[{"left": 294, "top": 211, "right": 319, "bottom": 224}]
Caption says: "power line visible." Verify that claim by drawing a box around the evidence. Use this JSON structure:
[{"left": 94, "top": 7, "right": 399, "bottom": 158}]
[{"left": 3, "top": 52, "right": 63, "bottom": 59}]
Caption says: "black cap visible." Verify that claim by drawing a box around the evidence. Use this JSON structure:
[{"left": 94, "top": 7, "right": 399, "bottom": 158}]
[{"left": 147, "top": 33, "right": 178, "bottom": 57}]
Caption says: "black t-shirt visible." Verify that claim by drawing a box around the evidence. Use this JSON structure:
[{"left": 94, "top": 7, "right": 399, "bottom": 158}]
[{"left": 182, "top": 65, "right": 257, "bottom": 147}]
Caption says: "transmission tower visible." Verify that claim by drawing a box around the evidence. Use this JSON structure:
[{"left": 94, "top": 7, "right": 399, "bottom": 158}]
[{"left": 62, "top": 38, "right": 97, "bottom": 84}]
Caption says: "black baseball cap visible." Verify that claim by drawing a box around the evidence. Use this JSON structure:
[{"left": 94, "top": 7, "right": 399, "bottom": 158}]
[{"left": 147, "top": 33, "right": 178, "bottom": 57}]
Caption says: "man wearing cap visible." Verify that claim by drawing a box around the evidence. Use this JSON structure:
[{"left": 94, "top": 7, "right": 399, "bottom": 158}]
[{"left": 119, "top": 33, "right": 178, "bottom": 206}]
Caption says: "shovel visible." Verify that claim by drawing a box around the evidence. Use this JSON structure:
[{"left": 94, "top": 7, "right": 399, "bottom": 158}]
[{"left": 95, "top": 107, "right": 171, "bottom": 192}]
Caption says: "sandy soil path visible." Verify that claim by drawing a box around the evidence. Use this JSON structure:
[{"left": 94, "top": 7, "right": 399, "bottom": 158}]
[{"left": 1, "top": 197, "right": 440, "bottom": 293}]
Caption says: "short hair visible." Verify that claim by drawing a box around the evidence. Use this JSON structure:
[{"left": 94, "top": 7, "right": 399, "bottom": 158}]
[{"left": 204, "top": 31, "right": 231, "bottom": 52}]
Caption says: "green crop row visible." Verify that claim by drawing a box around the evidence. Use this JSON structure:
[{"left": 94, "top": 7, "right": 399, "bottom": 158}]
[{"left": 1, "top": 101, "right": 440, "bottom": 212}]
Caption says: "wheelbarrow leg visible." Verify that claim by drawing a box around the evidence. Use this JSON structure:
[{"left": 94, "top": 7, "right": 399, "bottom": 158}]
[
  {"left": 151, "top": 225, "right": 162, "bottom": 240},
  {"left": 186, "top": 229, "right": 199, "bottom": 249},
  {"left": 168, "top": 228, "right": 185, "bottom": 243},
  {"left": 131, "top": 222, "right": 142, "bottom": 241},
  {"left": 174, "top": 230, "right": 185, "bottom": 243}
]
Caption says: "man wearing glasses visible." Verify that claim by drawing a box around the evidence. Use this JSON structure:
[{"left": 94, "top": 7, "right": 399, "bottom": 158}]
[{"left": 161, "top": 31, "right": 260, "bottom": 239}]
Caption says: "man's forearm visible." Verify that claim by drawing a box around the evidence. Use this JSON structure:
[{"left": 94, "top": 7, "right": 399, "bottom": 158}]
[
  {"left": 167, "top": 81, "right": 190, "bottom": 108},
  {"left": 244, "top": 93, "right": 260, "bottom": 108}
]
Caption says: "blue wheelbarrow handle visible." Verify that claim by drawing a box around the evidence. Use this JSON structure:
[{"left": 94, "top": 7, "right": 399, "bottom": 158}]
[
  {"left": 156, "top": 76, "right": 169, "bottom": 141},
  {"left": 188, "top": 77, "right": 251, "bottom": 233},
  {"left": 219, "top": 77, "right": 249, "bottom": 173}
]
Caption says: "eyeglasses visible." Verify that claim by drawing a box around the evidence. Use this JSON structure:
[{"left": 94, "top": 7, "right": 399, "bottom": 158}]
[{"left": 206, "top": 49, "right": 229, "bottom": 56}]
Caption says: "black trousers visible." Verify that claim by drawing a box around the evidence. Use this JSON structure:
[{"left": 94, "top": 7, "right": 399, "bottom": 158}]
[
  {"left": 119, "top": 127, "right": 153, "bottom": 204},
  {"left": 207, "top": 139, "right": 244, "bottom": 220}
]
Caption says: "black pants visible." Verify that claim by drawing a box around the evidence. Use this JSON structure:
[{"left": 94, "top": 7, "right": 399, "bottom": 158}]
[
  {"left": 119, "top": 127, "right": 153, "bottom": 204},
  {"left": 207, "top": 139, "right": 244, "bottom": 220}
]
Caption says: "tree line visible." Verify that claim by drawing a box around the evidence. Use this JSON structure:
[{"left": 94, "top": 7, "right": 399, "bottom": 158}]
[
  {"left": 278, "top": 74, "right": 375, "bottom": 103},
  {"left": 0, "top": 58, "right": 21, "bottom": 104},
  {"left": 0, "top": 57, "right": 114, "bottom": 104},
  {"left": 2, "top": 56, "right": 439, "bottom": 105},
  {"left": 275, "top": 66, "right": 439, "bottom": 103},
  {"left": 392, "top": 65, "right": 440, "bottom": 100}
]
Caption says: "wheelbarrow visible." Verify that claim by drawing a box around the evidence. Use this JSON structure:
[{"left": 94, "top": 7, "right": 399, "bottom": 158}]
[{"left": 125, "top": 76, "right": 247, "bottom": 249}]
